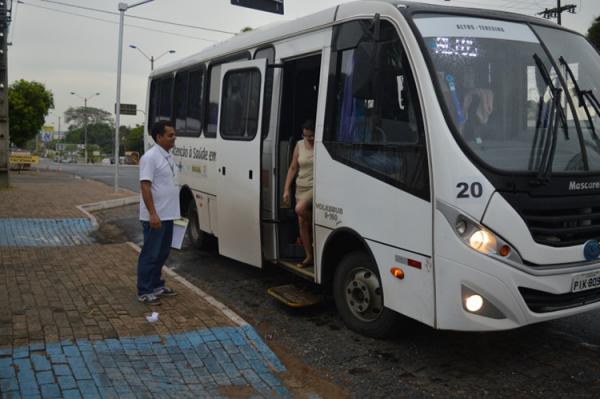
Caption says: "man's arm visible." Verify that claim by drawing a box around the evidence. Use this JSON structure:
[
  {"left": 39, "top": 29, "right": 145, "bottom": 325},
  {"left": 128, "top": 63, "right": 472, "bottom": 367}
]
[{"left": 141, "top": 180, "right": 161, "bottom": 229}]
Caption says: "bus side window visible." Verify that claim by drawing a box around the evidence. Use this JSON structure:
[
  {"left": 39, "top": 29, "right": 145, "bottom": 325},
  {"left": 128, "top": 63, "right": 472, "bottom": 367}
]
[
  {"left": 220, "top": 69, "right": 261, "bottom": 140},
  {"left": 324, "top": 19, "right": 429, "bottom": 200},
  {"left": 158, "top": 77, "right": 174, "bottom": 122},
  {"left": 174, "top": 71, "right": 189, "bottom": 135},
  {"left": 187, "top": 68, "right": 204, "bottom": 137},
  {"left": 205, "top": 64, "right": 221, "bottom": 138},
  {"left": 148, "top": 79, "right": 159, "bottom": 129}
]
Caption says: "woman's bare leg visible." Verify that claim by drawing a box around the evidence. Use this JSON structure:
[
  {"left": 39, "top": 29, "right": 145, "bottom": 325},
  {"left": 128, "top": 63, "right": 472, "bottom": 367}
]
[{"left": 295, "top": 199, "right": 313, "bottom": 264}]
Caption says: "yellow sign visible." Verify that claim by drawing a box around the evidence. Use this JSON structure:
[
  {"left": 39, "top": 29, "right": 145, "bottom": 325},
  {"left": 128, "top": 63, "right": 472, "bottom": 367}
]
[
  {"left": 10, "top": 154, "right": 40, "bottom": 165},
  {"left": 42, "top": 125, "right": 55, "bottom": 133}
]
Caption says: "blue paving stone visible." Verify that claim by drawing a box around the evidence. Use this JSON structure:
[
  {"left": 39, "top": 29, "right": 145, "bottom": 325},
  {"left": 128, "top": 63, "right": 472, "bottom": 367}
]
[
  {"left": 76, "top": 340, "right": 92, "bottom": 349},
  {"left": 31, "top": 354, "right": 52, "bottom": 371},
  {"left": 230, "top": 353, "right": 251, "bottom": 370},
  {"left": 49, "top": 354, "right": 67, "bottom": 365},
  {"left": 77, "top": 379, "right": 99, "bottom": 395},
  {"left": 93, "top": 342, "right": 108, "bottom": 352},
  {"left": 36, "top": 370, "right": 55, "bottom": 385},
  {"left": 91, "top": 372, "right": 112, "bottom": 388},
  {"left": 62, "top": 389, "right": 82, "bottom": 399},
  {"left": 3, "top": 391, "right": 21, "bottom": 399},
  {"left": 221, "top": 362, "right": 241, "bottom": 379},
  {"left": 0, "top": 218, "right": 94, "bottom": 246},
  {"left": 17, "top": 368, "right": 36, "bottom": 385},
  {"left": 1, "top": 326, "right": 288, "bottom": 398},
  {"left": 29, "top": 343, "right": 45, "bottom": 352},
  {"left": 13, "top": 358, "right": 31, "bottom": 370},
  {"left": 13, "top": 348, "right": 29, "bottom": 359},
  {"left": 52, "top": 364, "right": 71, "bottom": 376},
  {"left": 40, "top": 383, "right": 61, "bottom": 398},
  {"left": 202, "top": 357, "right": 223, "bottom": 374},
  {"left": 20, "top": 381, "right": 41, "bottom": 396},
  {"left": 1, "top": 377, "right": 19, "bottom": 392},
  {"left": 0, "top": 347, "right": 12, "bottom": 357},
  {"left": 62, "top": 345, "right": 80, "bottom": 358},
  {"left": 45, "top": 344, "right": 62, "bottom": 357},
  {"left": 0, "top": 360, "right": 15, "bottom": 379},
  {"left": 57, "top": 375, "right": 78, "bottom": 390}
]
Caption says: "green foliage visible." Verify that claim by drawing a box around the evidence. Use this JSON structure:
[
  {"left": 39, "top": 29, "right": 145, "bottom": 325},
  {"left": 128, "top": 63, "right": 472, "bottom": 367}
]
[
  {"left": 64, "top": 106, "right": 113, "bottom": 129},
  {"left": 589, "top": 17, "right": 600, "bottom": 50},
  {"left": 65, "top": 123, "right": 114, "bottom": 154},
  {"left": 8, "top": 80, "right": 54, "bottom": 147},
  {"left": 125, "top": 124, "right": 145, "bottom": 154}
]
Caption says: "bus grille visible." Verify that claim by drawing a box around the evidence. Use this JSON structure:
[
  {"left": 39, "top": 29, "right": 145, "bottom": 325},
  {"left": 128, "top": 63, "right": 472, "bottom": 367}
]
[
  {"left": 500, "top": 192, "right": 600, "bottom": 247},
  {"left": 519, "top": 286, "right": 600, "bottom": 313}
]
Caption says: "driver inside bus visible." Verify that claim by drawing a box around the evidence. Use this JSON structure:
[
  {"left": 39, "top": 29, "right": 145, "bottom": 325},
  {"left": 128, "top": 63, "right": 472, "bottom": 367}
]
[{"left": 460, "top": 67, "right": 495, "bottom": 141}]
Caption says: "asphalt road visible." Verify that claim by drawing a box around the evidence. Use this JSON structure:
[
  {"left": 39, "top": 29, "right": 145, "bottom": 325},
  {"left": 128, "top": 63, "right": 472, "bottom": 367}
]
[
  {"left": 93, "top": 204, "right": 600, "bottom": 399},
  {"left": 40, "top": 158, "right": 140, "bottom": 193}
]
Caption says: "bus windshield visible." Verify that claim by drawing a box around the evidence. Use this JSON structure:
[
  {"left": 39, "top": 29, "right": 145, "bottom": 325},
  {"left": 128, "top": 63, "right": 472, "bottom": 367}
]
[{"left": 413, "top": 14, "right": 600, "bottom": 174}]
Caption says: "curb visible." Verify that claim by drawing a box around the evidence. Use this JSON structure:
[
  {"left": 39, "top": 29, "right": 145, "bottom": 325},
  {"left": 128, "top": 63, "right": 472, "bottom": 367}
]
[
  {"left": 76, "top": 196, "right": 140, "bottom": 228},
  {"left": 125, "top": 241, "right": 250, "bottom": 328}
]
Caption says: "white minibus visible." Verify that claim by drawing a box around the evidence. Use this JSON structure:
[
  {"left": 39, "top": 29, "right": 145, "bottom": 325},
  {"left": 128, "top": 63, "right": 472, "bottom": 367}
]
[{"left": 144, "top": 0, "right": 600, "bottom": 336}]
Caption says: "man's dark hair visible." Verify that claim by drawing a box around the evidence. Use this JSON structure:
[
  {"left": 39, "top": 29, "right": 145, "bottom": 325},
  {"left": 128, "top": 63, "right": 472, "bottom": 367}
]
[
  {"left": 150, "top": 120, "right": 174, "bottom": 142},
  {"left": 302, "top": 119, "right": 315, "bottom": 132}
]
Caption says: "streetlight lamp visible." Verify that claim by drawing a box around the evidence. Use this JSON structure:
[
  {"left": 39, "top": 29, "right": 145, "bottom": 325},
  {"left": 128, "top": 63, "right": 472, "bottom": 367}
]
[
  {"left": 115, "top": 0, "right": 154, "bottom": 192},
  {"left": 70, "top": 91, "right": 100, "bottom": 164},
  {"left": 129, "top": 45, "right": 176, "bottom": 71}
]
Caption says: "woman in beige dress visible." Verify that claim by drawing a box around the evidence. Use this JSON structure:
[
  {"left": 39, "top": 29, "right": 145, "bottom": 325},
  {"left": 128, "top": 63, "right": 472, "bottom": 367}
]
[{"left": 283, "top": 120, "right": 315, "bottom": 267}]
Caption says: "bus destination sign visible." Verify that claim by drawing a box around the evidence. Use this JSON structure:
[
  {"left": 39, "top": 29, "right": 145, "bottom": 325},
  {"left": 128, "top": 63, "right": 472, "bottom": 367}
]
[{"left": 231, "top": 0, "right": 283, "bottom": 15}]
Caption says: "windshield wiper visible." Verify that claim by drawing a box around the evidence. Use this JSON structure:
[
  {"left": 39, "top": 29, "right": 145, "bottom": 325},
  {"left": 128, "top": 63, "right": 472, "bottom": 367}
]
[
  {"left": 530, "top": 53, "right": 568, "bottom": 184},
  {"left": 559, "top": 56, "right": 598, "bottom": 139}
]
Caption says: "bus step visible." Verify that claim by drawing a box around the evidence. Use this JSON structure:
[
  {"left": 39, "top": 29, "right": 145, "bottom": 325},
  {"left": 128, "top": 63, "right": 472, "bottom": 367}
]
[
  {"left": 277, "top": 259, "right": 314, "bottom": 280},
  {"left": 267, "top": 284, "right": 323, "bottom": 308}
]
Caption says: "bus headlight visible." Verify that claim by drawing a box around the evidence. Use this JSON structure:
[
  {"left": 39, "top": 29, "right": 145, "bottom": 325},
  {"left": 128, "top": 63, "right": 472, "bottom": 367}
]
[{"left": 455, "top": 216, "right": 511, "bottom": 257}]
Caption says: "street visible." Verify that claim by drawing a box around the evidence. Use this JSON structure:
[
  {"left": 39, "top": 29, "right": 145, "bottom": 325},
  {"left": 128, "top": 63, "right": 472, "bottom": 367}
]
[
  {"left": 39, "top": 158, "right": 140, "bottom": 193},
  {"left": 93, "top": 204, "right": 600, "bottom": 398}
]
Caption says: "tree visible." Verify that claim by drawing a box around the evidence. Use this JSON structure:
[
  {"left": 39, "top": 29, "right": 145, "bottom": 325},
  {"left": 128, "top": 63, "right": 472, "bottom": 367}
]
[
  {"left": 125, "top": 124, "right": 144, "bottom": 154},
  {"left": 65, "top": 123, "right": 114, "bottom": 154},
  {"left": 588, "top": 17, "right": 600, "bottom": 50},
  {"left": 8, "top": 80, "right": 54, "bottom": 147},
  {"left": 64, "top": 106, "right": 113, "bottom": 129}
]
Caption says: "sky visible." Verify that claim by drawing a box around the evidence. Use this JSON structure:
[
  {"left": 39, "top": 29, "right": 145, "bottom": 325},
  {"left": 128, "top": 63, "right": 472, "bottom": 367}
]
[{"left": 8, "top": 0, "right": 600, "bottom": 131}]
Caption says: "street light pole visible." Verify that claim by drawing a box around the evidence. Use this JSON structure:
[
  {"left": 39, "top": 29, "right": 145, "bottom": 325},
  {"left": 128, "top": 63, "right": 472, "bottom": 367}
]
[
  {"left": 129, "top": 45, "right": 176, "bottom": 71},
  {"left": 115, "top": 0, "right": 154, "bottom": 192},
  {"left": 70, "top": 92, "right": 100, "bottom": 164}
]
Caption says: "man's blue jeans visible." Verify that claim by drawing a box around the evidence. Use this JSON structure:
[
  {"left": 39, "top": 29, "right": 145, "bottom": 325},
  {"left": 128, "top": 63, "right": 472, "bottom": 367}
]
[{"left": 137, "top": 220, "right": 173, "bottom": 296}]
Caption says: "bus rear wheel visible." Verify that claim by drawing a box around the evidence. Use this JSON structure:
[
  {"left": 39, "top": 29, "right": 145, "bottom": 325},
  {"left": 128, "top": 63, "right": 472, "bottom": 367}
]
[
  {"left": 187, "top": 201, "right": 206, "bottom": 249},
  {"left": 333, "top": 251, "right": 397, "bottom": 338}
]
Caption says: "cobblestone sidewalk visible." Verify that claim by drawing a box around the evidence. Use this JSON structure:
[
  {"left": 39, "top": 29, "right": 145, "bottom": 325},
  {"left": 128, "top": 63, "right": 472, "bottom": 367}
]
[{"left": 0, "top": 172, "right": 310, "bottom": 398}]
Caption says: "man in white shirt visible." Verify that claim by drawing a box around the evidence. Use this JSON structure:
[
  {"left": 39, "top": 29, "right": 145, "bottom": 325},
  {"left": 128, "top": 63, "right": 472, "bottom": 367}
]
[{"left": 137, "top": 120, "right": 180, "bottom": 305}]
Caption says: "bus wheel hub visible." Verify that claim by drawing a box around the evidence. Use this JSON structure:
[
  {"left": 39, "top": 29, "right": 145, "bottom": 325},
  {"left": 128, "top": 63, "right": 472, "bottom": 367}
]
[{"left": 345, "top": 269, "right": 383, "bottom": 321}]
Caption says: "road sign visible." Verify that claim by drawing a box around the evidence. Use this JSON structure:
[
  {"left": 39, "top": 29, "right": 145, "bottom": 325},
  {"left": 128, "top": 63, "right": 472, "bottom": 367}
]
[
  {"left": 10, "top": 153, "right": 40, "bottom": 165},
  {"left": 116, "top": 103, "right": 137, "bottom": 115},
  {"left": 231, "top": 0, "right": 283, "bottom": 14}
]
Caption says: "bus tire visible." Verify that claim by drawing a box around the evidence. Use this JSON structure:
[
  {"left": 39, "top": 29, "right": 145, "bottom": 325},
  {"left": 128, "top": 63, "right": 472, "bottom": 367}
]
[
  {"left": 187, "top": 201, "right": 206, "bottom": 249},
  {"left": 333, "top": 251, "right": 397, "bottom": 338}
]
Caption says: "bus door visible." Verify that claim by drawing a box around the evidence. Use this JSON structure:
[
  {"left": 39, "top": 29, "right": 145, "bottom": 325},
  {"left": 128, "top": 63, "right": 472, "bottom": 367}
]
[{"left": 216, "top": 59, "right": 267, "bottom": 267}]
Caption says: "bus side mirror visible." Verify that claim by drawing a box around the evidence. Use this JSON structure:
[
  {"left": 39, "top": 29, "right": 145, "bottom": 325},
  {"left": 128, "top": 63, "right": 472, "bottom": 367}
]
[{"left": 352, "top": 41, "right": 380, "bottom": 99}]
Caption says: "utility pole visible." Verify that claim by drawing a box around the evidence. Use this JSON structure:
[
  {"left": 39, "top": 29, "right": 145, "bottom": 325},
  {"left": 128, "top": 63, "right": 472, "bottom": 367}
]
[
  {"left": 539, "top": 0, "right": 577, "bottom": 25},
  {"left": 0, "top": 0, "right": 11, "bottom": 189}
]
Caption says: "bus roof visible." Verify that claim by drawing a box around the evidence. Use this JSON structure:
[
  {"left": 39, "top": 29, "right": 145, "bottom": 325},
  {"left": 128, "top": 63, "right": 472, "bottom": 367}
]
[{"left": 150, "top": 0, "right": 566, "bottom": 78}]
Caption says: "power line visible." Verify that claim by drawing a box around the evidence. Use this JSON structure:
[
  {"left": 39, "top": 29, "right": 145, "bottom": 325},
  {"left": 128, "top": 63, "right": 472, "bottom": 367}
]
[
  {"left": 17, "top": 1, "right": 220, "bottom": 42},
  {"left": 36, "top": 0, "right": 236, "bottom": 35},
  {"left": 537, "top": 0, "right": 577, "bottom": 25}
]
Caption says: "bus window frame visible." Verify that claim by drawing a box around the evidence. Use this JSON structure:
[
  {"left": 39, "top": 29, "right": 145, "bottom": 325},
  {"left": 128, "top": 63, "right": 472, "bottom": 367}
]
[
  {"left": 204, "top": 51, "right": 252, "bottom": 138},
  {"left": 219, "top": 67, "right": 263, "bottom": 141}
]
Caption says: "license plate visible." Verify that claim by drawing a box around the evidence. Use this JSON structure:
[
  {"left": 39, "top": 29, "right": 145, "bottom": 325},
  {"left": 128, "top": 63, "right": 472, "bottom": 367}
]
[{"left": 571, "top": 270, "right": 600, "bottom": 293}]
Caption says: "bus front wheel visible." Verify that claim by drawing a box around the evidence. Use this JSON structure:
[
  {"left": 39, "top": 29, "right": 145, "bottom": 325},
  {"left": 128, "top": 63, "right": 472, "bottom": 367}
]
[
  {"left": 333, "top": 251, "right": 397, "bottom": 338},
  {"left": 187, "top": 201, "right": 206, "bottom": 249}
]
